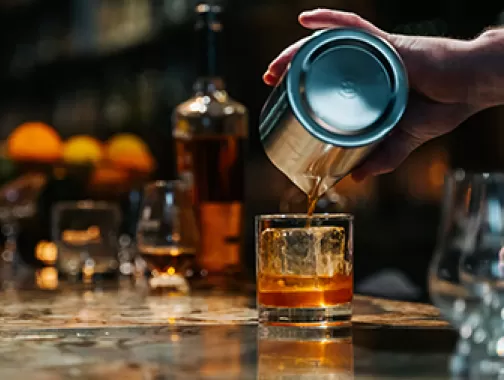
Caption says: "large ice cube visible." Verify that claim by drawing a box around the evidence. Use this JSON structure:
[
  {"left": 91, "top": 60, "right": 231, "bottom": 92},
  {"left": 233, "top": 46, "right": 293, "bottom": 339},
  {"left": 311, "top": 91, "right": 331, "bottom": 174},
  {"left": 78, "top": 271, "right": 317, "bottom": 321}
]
[
  {"left": 259, "top": 228, "right": 284, "bottom": 274},
  {"left": 283, "top": 228, "right": 317, "bottom": 275},
  {"left": 260, "top": 228, "right": 317, "bottom": 275},
  {"left": 317, "top": 226, "right": 347, "bottom": 276},
  {"left": 261, "top": 226, "right": 351, "bottom": 276},
  {"left": 319, "top": 226, "right": 345, "bottom": 257}
]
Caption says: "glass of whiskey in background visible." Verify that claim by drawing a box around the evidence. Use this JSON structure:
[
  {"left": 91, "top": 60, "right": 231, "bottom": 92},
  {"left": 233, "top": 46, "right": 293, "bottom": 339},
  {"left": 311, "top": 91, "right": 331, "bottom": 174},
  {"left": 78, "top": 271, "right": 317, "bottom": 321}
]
[
  {"left": 256, "top": 214, "right": 353, "bottom": 326},
  {"left": 136, "top": 181, "right": 199, "bottom": 294}
]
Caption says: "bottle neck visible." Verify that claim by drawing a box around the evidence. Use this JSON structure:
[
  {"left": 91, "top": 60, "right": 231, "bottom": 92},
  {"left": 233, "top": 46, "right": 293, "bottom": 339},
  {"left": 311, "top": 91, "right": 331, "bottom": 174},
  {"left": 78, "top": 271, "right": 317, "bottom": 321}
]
[
  {"left": 193, "top": 77, "right": 226, "bottom": 95},
  {"left": 194, "top": 5, "right": 224, "bottom": 83}
]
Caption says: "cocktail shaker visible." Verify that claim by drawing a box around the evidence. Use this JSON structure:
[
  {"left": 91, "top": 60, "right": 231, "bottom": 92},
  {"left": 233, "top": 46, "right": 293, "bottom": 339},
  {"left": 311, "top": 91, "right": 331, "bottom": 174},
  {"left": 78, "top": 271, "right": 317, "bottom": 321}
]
[{"left": 259, "top": 28, "right": 408, "bottom": 198}]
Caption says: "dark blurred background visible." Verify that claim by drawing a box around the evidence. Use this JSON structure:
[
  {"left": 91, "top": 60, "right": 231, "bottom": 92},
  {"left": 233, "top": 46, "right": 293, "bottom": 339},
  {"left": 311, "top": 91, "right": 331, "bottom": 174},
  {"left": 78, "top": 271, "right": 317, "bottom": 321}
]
[{"left": 0, "top": 0, "right": 503, "bottom": 301}]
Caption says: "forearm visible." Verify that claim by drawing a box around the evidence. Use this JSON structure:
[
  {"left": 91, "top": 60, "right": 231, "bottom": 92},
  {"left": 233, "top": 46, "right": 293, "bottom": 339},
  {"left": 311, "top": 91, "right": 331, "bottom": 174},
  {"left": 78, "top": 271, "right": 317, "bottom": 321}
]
[{"left": 467, "top": 27, "right": 504, "bottom": 109}]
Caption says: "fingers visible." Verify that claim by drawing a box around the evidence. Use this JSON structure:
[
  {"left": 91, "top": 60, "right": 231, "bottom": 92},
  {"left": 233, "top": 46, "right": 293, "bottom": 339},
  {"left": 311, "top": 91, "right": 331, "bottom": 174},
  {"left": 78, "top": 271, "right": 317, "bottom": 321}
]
[
  {"left": 298, "top": 9, "right": 387, "bottom": 39},
  {"left": 264, "top": 9, "right": 388, "bottom": 86},
  {"left": 264, "top": 36, "right": 311, "bottom": 86}
]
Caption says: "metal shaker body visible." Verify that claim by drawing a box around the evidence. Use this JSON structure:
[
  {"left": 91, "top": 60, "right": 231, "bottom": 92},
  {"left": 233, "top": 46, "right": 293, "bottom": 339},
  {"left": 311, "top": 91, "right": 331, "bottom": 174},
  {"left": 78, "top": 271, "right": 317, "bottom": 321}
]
[{"left": 259, "top": 28, "right": 408, "bottom": 197}]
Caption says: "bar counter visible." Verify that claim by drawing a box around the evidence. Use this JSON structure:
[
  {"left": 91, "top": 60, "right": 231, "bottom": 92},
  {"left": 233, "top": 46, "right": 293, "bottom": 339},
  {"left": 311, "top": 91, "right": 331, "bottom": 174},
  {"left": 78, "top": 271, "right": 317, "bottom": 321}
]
[{"left": 0, "top": 277, "right": 456, "bottom": 379}]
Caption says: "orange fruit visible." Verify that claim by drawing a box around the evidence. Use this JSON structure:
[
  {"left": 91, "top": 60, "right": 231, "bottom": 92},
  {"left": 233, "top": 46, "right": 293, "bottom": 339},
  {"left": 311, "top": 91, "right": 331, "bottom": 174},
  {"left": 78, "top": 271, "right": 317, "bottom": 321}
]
[
  {"left": 89, "top": 166, "right": 129, "bottom": 186},
  {"left": 7, "top": 122, "right": 62, "bottom": 162},
  {"left": 106, "top": 133, "right": 155, "bottom": 173},
  {"left": 63, "top": 135, "right": 104, "bottom": 164}
]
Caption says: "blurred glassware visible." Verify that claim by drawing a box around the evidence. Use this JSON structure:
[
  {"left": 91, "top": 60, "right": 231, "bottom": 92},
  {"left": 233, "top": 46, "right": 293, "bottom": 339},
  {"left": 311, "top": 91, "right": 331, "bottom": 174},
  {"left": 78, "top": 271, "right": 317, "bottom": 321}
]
[
  {"left": 35, "top": 267, "right": 59, "bottom": 290},
  {"left": 458, "top": 173, "right": 504, "bottom": 293},
  {"left": 429, "top": 170, "right": 480, "bottom": 327},
  {"left": 429, "top": 171, "right": 504, "bottom": 377},
  {"left": 136, "top": 180, "right": 199, "bottom": 294},
  {"left": 117, "top": 233, "right": 135, "bottom": 276},
  {"left": 258, "top": 326, "right": 354, "bottom": 379},
  {"left": 52, "top": 201, "right": 121, "bottom": 280},
  {"left": 119, "top": 189, "right": 143, "bottom": 277},
  {"left": 457, "top": 173, "right": 504, "bottom": 376},
  {"left": 0, "top": 173, "right": 47, "bottom": 282}
]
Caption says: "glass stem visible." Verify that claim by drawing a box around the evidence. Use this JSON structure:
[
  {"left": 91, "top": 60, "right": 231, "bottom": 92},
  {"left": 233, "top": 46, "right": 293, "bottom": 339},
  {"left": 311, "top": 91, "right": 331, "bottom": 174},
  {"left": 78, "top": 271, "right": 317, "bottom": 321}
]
[{"left": 1, "top": 219, "right": 19, "bottom": 289}]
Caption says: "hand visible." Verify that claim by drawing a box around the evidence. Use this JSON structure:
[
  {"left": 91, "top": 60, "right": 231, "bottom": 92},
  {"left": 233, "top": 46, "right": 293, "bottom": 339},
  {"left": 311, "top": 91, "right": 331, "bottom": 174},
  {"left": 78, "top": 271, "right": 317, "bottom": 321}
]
[{"left": 263, "top": 9, "right": 481, "bottom": 180}]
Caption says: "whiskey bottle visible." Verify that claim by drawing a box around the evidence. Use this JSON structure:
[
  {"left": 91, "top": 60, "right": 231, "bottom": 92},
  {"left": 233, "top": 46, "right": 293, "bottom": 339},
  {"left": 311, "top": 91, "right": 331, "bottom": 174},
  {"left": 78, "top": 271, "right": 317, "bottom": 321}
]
[{"left": 173, "top": 3, "right": 248, "bottom": 285}]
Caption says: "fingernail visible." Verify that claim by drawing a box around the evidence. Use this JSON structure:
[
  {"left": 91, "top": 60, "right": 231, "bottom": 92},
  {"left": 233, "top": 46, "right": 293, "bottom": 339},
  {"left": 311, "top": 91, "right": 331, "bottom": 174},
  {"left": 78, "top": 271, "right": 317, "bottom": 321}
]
[
  {"left": 264, "top": 71, "right": 276, "bottom": 79},
  {"left": 301, "top": 8, "right": 324, "bottom": 15},
  {"left": 263, "top": 72, "right": 276, "bottom": 84}
]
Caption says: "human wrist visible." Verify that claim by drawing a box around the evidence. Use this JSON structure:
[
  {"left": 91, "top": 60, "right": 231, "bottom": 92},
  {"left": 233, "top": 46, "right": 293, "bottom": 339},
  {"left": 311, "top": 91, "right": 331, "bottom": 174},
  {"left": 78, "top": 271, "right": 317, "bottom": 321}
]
[{"left": 466, "top": 28, "right": 504, "bottom": 109}]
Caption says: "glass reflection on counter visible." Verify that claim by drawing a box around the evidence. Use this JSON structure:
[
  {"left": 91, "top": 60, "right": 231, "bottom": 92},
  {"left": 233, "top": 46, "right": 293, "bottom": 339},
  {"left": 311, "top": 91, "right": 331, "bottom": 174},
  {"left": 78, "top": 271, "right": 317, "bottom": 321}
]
[
  {"left": 258, "top": 326, "right": 354, "bottom": 379},
  {"left": 35, "top": 267, "right": 58, "bottom": 290},
  {"left": 125, "top": 325, "right": 245, "bottom": 379},
  {"left": 199, "top": 326, "right": 242, "bottom": 377},
  {"left": 0, "top": 173, "right": 47, "bottom": 269}
]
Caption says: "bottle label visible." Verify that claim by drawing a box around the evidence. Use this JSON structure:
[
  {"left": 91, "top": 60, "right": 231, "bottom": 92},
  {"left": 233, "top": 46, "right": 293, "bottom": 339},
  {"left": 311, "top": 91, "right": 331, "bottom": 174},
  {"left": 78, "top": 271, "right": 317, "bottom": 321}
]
[{"left": 199, "top": 202, "right": 242, "bottom": 272}]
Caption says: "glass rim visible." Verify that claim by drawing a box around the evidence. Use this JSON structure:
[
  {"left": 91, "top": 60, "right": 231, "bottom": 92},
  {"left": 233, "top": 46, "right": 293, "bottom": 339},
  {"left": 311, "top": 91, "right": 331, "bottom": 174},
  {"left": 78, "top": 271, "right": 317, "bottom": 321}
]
[
  {"left": 53, "top": 200, "right": 119, "bottom": 210},
  {"left": 144, "top": 180, "right": 184, "bottom": 191},
  {"left": 445, "top": 169, "right": 504, "bottom": 181},
  {"left": 256, "top": 213, "right": 353, "bottom": 221}
]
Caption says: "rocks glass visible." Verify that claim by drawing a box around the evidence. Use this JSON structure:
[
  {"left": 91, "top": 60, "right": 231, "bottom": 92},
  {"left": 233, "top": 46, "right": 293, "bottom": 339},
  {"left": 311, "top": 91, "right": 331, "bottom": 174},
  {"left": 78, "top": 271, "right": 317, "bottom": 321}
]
[{"left": 256, "top": 214, "right": 353, "bottom": 326}]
